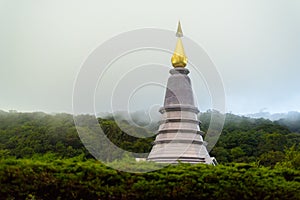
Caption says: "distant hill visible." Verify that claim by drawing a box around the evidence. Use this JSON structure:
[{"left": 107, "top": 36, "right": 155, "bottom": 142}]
[
  {"left": 0, "top": 109, "right": 299, "bottom": 165},
  {"left": 246, "top": 111, "right": 300, "bottom": 121},
  {"left": 0, "top": 109, "right": 299, "bottom": 200},
  {"left": 245, "top": 111, "right": 300, "bottom": 133}
]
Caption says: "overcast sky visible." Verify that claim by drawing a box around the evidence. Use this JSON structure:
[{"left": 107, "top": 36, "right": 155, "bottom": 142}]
[{"left": 0, "top": 0, "right": 299, "bottom": 114}]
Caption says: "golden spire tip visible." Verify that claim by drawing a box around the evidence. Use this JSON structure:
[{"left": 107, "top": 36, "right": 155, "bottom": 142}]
[
  {"left": 171, "top": 21, "right": 187, "bottom": 68},
  {"left": 176, "top": 21, "right": 183, "bottom": 37}
]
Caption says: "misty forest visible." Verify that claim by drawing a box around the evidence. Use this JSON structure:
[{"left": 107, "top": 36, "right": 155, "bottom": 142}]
[{"left": 0, "top": 110, "right": 300, "bottom": 199}]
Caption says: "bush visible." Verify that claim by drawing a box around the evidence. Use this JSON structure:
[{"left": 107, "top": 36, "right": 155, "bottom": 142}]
[{"left": 0, "top": 158, "right": 300, "bottom": 200}]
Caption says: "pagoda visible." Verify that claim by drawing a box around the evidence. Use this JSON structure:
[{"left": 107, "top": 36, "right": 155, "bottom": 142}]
[{"left": 147, "top": 22, "right": 216, "bottom": 164}]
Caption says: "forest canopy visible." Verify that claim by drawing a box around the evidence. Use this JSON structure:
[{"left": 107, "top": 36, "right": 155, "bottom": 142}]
[
  {"left": 0, "top": 110, "right": 299, "bottom": 165},
  {"left": 0, "top": 110, "right": 300, "bottom": 199}
]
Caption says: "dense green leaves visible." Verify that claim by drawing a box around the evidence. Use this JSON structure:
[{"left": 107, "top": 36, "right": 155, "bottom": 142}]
[
  {"left": 0, "top": 112, "right": 153, "bottom": 161},
  {"left": 201, "top": 110, "right": 300, "bottom": 164},
  {"left": 0, "top": 110, "right": 300, "bottom": 166},
  {"left": 0, "top": 158, "right": 299, "bottom": 199},
  {"left": 0, "top": 110, "right": 300, "bottom": 199}
]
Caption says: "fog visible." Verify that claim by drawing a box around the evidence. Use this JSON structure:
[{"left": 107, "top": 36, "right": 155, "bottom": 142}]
[{"left": 1, "top": 0, "right": 299, "bottom": 115}]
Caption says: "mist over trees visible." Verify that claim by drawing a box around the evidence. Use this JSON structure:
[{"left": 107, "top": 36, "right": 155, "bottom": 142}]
[
  {"left": 0, "top": 109, "right": 299, "bottom": 165},
  {"left": 0, "top": 110, "right": 300, "bottom": 199}
]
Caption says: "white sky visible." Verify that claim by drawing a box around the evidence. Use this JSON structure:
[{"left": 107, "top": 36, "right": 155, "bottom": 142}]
[{"left": 0, "top": 0, "right": 299, "bottom": 114}]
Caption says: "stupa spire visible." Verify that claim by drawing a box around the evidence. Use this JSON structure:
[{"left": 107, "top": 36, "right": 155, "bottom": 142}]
[
  {"left": 176, "top": 21, "right": 183, "bottom": 37},
  {"left": 147, "top": 22, "right": 217, "bottom": 165},
  {"left": 171, "top": 21, "right": 187, "bottom": 68}
]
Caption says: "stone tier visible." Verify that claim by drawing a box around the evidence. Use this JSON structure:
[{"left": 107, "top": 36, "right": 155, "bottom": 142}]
[
  {"left": 147, "top": 67, "right": 215, "bottom": 165},
  {"left": 147, "top": 143, "right": 211, "bottom": 164}
]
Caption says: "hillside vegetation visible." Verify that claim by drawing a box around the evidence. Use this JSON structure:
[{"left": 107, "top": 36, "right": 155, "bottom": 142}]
[
  {"left": 0, "top": 110, "right": 299, "bottom": 199},
  {"left": 1, "top": 156, "right": 300, "bottom": 200},
  {"left": 1, "top": 110, "right": 299, "bottom": 165}
]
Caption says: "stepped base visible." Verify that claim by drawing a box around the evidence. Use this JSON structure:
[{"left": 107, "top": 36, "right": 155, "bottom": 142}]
[
  {"left": 147, "top": 142, "right": 215, "bottom": 165},
  {"left": 147, "top": 67, "right": 217, "bottom": 165}
]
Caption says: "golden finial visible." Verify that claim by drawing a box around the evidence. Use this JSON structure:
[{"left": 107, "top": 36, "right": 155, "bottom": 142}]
[
  {"left": 171, "top": 21, "right": 187, "bottom": 68},
  {"left": 176, "top": 21, "right": 183, "bottom": 37}
]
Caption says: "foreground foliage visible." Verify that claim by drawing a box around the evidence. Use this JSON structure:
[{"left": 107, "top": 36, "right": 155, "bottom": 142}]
[
  {"left": 0, "top": 110, "right": 300, "bottom": 199},
  {"left": 0, "top": 157, "right": 300, "bottom": 200}
]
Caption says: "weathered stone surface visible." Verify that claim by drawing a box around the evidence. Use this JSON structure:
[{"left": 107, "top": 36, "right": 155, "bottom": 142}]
[
  {"left": 164, "top": 69, "right": 195, "bottom": 106},
  {"left": 148, "top": 68, "right": 215, "bottom": 164}
]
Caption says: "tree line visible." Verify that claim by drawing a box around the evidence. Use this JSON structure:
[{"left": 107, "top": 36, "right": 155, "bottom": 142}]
[
  {"left": 0, "top": 110, "right": 299, "bottom": 166},
  {"left": 0, "top": 110, "right": 300, "bottom": 199}
]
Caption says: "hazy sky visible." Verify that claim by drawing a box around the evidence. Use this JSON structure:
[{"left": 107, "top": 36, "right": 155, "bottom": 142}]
[{"left": 0, "top": 0, "right": 299, "bottom": 114}]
